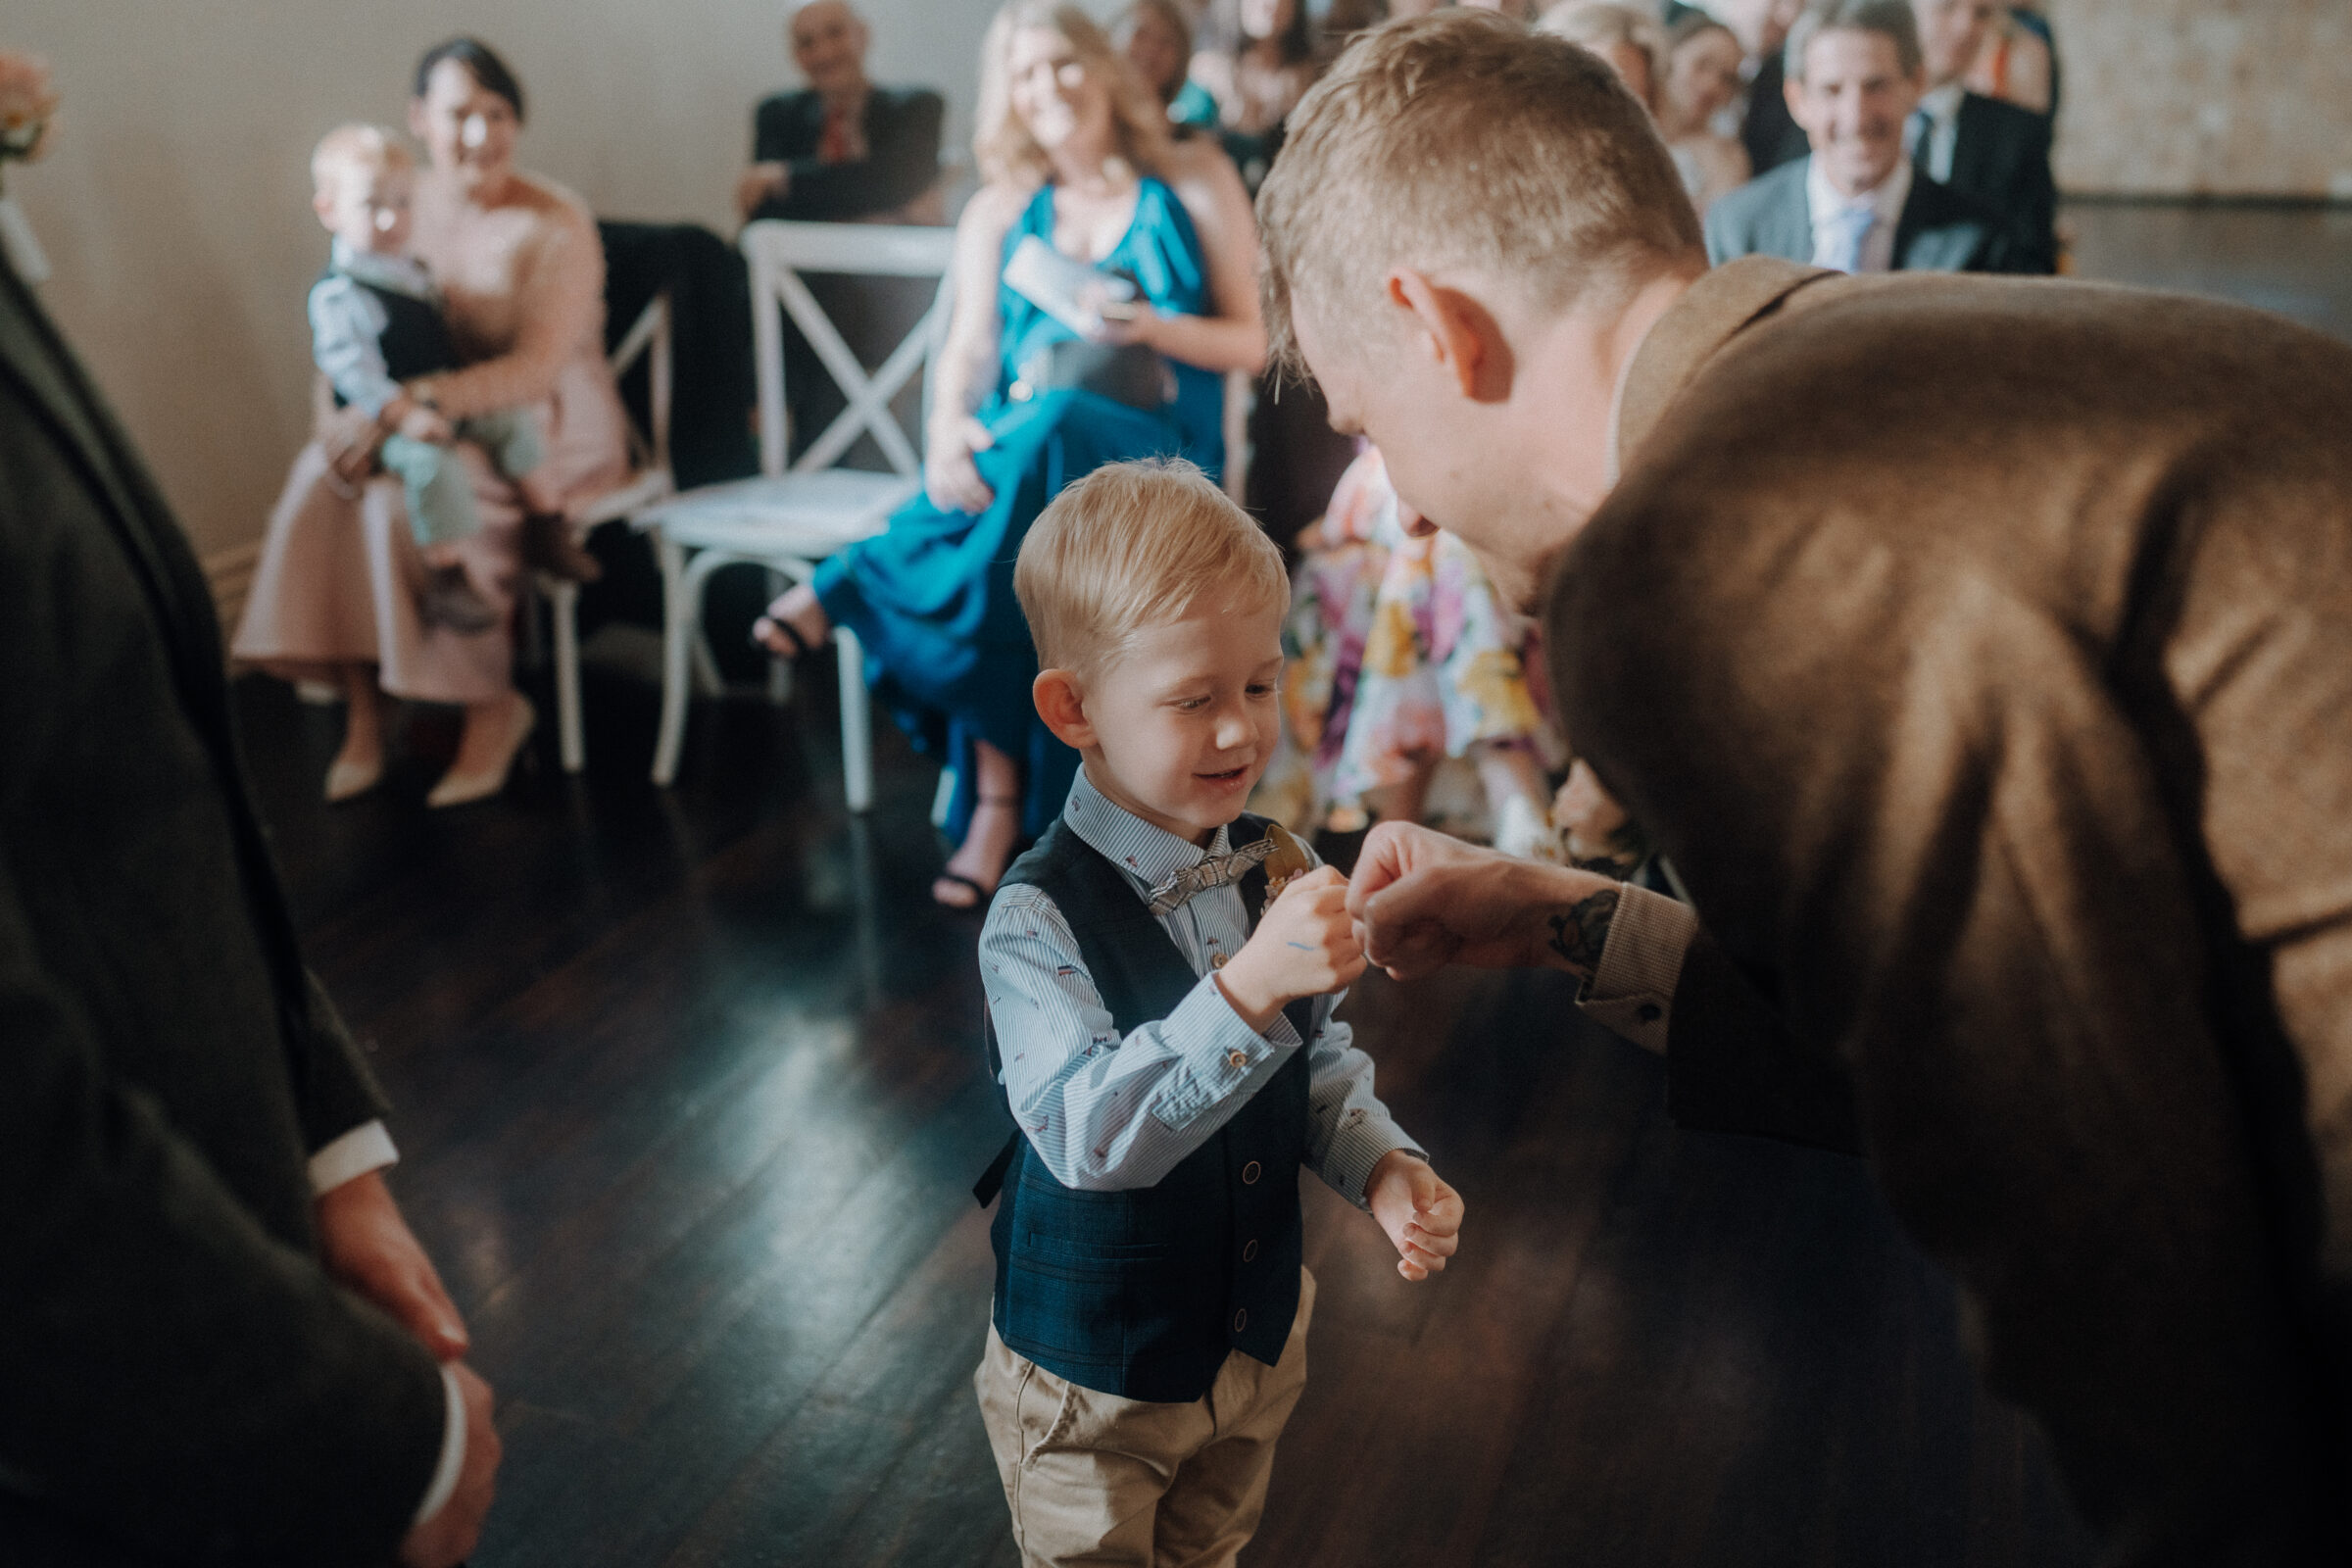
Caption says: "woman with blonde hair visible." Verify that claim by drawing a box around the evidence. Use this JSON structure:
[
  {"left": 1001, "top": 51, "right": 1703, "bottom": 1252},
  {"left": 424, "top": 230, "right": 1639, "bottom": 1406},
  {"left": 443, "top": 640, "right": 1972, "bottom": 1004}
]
[{"left": 754, "top": 0, "right": 1263, "bottom": 907}]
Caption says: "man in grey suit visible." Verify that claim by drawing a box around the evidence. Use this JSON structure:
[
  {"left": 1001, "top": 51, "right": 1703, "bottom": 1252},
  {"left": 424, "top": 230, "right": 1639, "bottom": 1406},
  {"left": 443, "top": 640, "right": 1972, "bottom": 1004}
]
[
  {"left": 0, "top": 196, "right": 498, "bottom": 1562},
  {"left": 1705, "top": 0, "right": 2022, "bottom": 274},
  {"left": 1909, "top": 0, "right": 2060, "bottom": 272},
  {"left": 1262, "top": 11, "right": 2352, "bottom": 1561}
]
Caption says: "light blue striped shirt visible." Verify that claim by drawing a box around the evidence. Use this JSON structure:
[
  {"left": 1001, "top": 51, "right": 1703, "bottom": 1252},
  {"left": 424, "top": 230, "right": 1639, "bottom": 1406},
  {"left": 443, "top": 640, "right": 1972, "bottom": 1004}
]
[{"left": 980, "top": 770, "right": 1421, "bottom": 1208}]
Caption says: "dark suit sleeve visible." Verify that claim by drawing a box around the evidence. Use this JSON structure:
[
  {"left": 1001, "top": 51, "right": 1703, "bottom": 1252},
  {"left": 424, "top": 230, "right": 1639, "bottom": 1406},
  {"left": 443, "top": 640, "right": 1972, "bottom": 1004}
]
[
  {"left": 0, "top": 844, "right": 445, "bottom": 1563},
  {"left": 758, "top": 89, "right": 945, "bottom": 222},
  {"left": 1665, "top": 927, "right": 1862, "bottom": 1154},
  {"left": 283, "top": 964, "right": 393, "bottom": 1154},
  {"left": 2015, "top": 112, "right": 2059, "bottom": 274},
  {"left": 752, "top": 92, "right": 808, "bottom": 166}
]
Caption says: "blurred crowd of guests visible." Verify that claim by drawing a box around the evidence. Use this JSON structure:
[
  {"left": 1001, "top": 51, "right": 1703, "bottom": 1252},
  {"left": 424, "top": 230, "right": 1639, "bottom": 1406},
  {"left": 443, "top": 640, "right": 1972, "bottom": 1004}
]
[{"left": 226, "top": 0, "right": 2069, "bottom": 888}]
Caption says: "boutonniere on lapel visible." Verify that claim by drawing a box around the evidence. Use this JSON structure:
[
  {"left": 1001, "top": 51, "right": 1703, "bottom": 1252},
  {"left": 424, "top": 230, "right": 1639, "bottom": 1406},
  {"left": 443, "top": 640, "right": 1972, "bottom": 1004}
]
[
  {"left": 0, "top": 52, "right": 59, "bottom": 283},
  {"left": 1258, "top": 822, "right": 1316, "bottom": 916}
]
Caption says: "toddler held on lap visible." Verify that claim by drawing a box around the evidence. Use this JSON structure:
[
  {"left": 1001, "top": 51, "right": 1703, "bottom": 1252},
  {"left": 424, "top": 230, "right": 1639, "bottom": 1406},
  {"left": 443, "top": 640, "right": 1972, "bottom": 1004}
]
[
  {"left": 306, "top": 124, "right": 564, "bottom": 632},
  {"left": 974, "top": 459, "right": 1462, "bottom": 1566}
]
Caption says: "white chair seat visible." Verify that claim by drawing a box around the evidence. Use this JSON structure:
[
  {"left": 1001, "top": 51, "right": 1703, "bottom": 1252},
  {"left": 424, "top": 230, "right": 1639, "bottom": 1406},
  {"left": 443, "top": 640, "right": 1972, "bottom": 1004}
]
[
  {"left": 635, "top": 469, "right": 916, "bottom": 558},
  {"left": 575, "top": 466, "right": 675, "bottom": 528}
]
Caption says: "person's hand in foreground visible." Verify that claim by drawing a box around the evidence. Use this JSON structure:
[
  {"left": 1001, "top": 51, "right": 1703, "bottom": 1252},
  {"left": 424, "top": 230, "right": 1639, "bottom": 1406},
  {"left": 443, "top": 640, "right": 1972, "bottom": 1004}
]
[
  {"left": 1214, "top": 865, "right": 1366, "bottom": 1034},
  {"left": 1365, "top": 1149, "right": 1463, "bottom": 1282},
  {"left": 397, "top": 1361, "right": 501, "bottom": 1568},
  {"left": 923, "top": 415, "right": 997, "bottom": 514},
  {"left": 1347, "top": 820, "right": 1624, "bottom": 983},
  {"left": 321, "top": 403, "right": 387, "bottom": 484},
  {"left": 735, "top": 161, "right": 790, "bottom": 219},
  {"left": 316, "top": 1169, "right": 470, "bottom": 1360}
]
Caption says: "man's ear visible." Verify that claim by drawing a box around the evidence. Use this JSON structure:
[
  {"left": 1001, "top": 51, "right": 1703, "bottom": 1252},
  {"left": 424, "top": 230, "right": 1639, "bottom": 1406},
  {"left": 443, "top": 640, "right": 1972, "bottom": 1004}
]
[
  {"left": 1033, "top": 668, "right": 1095, "bottom": 750},
  {"left": 1388, "top": 269, "right": 1513, "bottom": 404}
]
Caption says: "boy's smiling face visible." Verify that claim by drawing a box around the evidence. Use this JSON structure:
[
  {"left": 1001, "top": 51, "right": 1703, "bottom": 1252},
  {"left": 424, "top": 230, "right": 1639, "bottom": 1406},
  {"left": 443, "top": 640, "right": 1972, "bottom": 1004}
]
[{"left": 1038, "top": 596, "right": 1287, "bottom": 847}]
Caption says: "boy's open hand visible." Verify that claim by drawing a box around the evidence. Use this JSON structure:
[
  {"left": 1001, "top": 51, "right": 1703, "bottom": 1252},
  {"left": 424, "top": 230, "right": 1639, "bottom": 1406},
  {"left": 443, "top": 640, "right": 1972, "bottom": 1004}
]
[
  {"left": 1366, "top": 1150, "right": 1463, "bottom": 1281},
  {"left": 1215, "top": 866, "right": 1366, "bottom": 1035}
]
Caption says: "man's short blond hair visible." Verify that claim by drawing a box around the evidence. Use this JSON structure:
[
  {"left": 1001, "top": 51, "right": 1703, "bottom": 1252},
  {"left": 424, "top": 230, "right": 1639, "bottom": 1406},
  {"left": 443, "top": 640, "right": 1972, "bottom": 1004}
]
[
  {"left": 311, "top": 123, "right": 413, "bottom": 199},
  {"left": 1257, "top": 10, "right": 1702, "bottom": 375},
  {"left": 1015, "top": 459, "right": 1289, "bottom": 675}
]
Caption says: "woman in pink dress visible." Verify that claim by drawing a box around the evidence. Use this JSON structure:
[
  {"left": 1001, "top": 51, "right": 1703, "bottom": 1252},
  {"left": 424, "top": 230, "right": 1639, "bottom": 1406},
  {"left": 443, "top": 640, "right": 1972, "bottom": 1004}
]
[{"left": 234, "top": 38, "right": 627, "bottom": 807}]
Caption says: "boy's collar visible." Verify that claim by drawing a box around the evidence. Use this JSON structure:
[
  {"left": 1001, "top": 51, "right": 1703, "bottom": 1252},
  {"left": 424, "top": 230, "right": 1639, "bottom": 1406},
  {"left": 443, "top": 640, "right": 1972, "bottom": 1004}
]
[
  {"left": 1063, "top": 769, "right": 1237, "bottom": 897},
  {"left": 329, "top": 238, "right": 438, "bottom": 302}
]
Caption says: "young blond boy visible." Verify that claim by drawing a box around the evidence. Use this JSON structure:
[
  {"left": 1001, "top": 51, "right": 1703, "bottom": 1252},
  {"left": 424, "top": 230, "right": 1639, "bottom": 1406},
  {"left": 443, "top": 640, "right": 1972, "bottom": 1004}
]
[
  {"left": 972, "top": 459, "right": 1465, "bottom": 1566},
  {"left": 306, "top": 124, "right": 557, "bottom": 630}
]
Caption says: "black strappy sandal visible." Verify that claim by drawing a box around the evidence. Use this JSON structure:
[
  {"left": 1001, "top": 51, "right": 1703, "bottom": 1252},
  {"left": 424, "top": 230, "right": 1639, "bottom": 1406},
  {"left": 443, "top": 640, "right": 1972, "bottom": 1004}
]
[{"left": 933, "top": 793, "right": 1024, "bottom": 911}]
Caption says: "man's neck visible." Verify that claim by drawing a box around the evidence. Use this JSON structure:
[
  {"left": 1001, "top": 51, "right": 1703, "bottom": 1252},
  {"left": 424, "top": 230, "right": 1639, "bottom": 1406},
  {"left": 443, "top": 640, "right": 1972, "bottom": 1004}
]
[{"left": 1499, "top": 263, "right": 1702, "bottom": 607}]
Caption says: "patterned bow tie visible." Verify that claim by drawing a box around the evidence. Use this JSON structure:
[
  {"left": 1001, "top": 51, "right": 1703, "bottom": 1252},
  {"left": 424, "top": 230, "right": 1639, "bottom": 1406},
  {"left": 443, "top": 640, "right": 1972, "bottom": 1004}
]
[{"left": 1146, "top": 839, "right": 1277, "bottom": 917}]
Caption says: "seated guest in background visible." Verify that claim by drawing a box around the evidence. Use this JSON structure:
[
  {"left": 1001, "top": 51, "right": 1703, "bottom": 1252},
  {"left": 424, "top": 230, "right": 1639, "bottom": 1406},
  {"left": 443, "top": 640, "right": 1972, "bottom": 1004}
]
[
  {"left": 736, "top": 0, "right": 946, "bottom": 225},
  {"left": 1267, "top": 443, "right": 1565, "bottom": 859},
  {"left": 1717, "top": 0, "right": 1809, "bottom": 175},
  {"left": 1966, "top": 0, "right": 2054, "bottom": 115},
  {"left": 1536, "top": 2, "right": 1664, "bottom": 107},
  {"left": 751, "top": 0, "right": 1264, "bottom": 909},
  {"left": 1705, "top": 0, "right": 2023, "bottom": 274},
  {"left": 237, "top": 37, "right": 629, "bottom": 808},
  {"left": 1654, "top": 12, "right": 1753, "bottom": 211},
  {"left": 1911, "top": 0, "right": 2056, "bottom": 271},
  {"left": 306, "top": 124, "right": 563, "bottom": 637},
  {"left": 1117, "top": 0, "right": 1222, "bottom": 132},
  {"left": 1190, "top": 0, "right": 1321, "bottom": 193}
]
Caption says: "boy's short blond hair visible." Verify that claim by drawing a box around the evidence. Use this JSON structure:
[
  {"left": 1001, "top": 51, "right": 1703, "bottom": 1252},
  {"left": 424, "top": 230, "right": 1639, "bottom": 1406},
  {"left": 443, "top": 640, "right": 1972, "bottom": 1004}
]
[
  {"left": 1256, "top": 10, "right": 1702, "bottom": 376},
  {"left": 311, "top": 123, "right": 412, "bottom": 199},
  {"left": 1015, "top": 459, "right": 1288, "bottom": 676}
]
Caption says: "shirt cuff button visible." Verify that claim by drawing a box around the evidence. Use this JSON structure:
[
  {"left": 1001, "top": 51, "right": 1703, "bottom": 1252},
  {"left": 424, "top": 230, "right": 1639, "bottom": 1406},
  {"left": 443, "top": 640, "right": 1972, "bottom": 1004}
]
[{"left": 1227, "top": 1049, "right": 1248, "bottom": 1069}]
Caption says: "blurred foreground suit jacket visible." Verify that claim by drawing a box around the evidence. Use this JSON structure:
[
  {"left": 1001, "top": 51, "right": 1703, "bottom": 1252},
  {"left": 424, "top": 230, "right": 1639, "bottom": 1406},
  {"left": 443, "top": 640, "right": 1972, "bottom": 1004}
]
[
  {"left": 0, "top": 252, "right": 445, "bottom": 1565},
  {"left": 1553, "top": 256, "right": 2352, "bottom": 1564}
]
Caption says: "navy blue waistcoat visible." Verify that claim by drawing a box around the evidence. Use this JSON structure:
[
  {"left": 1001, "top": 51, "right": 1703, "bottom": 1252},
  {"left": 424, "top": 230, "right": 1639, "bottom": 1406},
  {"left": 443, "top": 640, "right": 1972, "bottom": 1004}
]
[
  {"left": 979, "top": 814, "right": 1314, "bottom": 1403},
  {"left": 322, "top": 270, "right": 461, "bottom": 406}
]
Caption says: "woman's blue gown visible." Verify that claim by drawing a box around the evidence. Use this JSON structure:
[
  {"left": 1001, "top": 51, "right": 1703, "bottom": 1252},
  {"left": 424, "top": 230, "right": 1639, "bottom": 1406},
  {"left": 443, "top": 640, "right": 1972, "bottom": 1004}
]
[{"left": 811, "top": 176, "right": 1225, "bottom": 841}]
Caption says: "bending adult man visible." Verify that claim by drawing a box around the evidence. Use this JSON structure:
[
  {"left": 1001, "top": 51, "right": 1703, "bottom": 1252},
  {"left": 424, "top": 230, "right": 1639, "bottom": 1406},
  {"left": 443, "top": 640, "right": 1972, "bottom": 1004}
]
[
  {"left": 1259, "top": 11, "right": 2352, "bottom": 1562},
  {"left": 1704, "top": 0, "right": 2020, "bottom": 274},
  {"left": 0, "top": 148, "right": 497, "bottom": 1566}
]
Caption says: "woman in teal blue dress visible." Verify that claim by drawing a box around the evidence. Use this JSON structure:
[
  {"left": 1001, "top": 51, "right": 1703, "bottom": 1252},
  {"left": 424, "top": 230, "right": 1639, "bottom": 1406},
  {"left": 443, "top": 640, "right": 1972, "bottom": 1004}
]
[{"left": 757, "top": 0, "right": 1265, "bottom": 906}]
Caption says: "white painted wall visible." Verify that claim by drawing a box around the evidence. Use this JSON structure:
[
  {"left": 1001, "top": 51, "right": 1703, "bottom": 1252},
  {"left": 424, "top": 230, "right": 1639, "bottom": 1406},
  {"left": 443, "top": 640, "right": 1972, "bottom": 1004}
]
[{"left": 6, "top": 0, "right": 997, "bottom": 558}]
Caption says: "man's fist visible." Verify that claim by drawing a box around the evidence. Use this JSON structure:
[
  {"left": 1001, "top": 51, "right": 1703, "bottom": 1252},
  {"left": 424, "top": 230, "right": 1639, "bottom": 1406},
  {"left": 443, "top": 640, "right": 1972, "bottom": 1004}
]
[
  {"left": 1216, "top": 865, "right": 1366, "bottom": 1032},
  {"left": 1366, "top": 1150, "right": 1464, "bottom": 1282}
]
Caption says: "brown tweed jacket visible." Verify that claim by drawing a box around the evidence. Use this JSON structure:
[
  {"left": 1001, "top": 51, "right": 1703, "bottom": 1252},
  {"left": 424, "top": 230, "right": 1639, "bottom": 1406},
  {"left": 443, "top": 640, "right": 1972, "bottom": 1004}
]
[{"left": 1549, "top": 257, "right": 2352, "bottom": 1563}]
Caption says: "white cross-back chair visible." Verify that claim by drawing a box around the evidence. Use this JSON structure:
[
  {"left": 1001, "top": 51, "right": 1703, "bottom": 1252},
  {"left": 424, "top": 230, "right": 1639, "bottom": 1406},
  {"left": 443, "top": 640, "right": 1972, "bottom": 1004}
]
[
  {"left": 632, "top": 220, "right": 956, "bottom": 803},
  {"left": 531, "top": 290, "right": 673, "bottom": 771}
]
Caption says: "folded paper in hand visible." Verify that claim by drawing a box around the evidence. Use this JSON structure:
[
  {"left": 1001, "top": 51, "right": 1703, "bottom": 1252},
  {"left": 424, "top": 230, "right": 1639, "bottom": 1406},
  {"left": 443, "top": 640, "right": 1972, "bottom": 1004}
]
[{"left": 1003, "top": 234, "right": 1137, "bottom": 340}]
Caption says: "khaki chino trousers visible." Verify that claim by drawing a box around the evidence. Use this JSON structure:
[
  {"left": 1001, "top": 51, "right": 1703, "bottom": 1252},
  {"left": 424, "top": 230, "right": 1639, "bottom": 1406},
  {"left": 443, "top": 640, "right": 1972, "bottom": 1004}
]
[{"left": 975, "top": 1268, "right": 1316, "bottom": 1568}]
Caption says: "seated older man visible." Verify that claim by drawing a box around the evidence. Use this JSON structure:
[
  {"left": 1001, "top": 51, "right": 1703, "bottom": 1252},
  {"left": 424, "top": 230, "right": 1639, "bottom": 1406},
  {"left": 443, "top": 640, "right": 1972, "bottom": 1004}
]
[
  {"left": 1705, "top": 0, "right": 2024, "bottom": 274},
  {"left": 736, "top": 0, "right": 945, "bottom": 225}
]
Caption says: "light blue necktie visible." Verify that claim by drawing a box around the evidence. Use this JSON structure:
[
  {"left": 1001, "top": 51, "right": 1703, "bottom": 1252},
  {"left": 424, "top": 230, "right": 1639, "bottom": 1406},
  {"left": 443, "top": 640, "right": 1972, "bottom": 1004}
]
[{"left": 1816, "top": 202, "right": 1878, "bottom": 274}]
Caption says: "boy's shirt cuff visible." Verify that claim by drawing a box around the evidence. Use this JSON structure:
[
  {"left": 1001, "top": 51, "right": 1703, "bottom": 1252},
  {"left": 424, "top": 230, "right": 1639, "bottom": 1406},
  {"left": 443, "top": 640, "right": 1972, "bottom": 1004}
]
[
  {"left": 1322, "top": 1114, "right": 1425, "bottom": 1213},
  {"left": 1150, "top": 971, "right": 1298, "bottom": 1128}
]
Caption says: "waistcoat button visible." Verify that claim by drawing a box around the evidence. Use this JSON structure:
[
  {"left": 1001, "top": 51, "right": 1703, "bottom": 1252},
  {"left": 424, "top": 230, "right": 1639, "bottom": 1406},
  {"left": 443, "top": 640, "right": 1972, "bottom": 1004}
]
[
  {"left": 1241, "top": 1160, "right": 1261, "bottom": 1185},
  {"left": 1233, "top": 1307, "right": 1248, "bottom": 1333},
  {"left": 1242, "top": 1239, "right": 1259, "bottom": 1262}
]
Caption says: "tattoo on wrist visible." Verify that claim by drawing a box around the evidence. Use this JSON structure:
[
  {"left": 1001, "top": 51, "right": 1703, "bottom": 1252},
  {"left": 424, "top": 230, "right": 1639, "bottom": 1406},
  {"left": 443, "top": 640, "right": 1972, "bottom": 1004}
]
[{"left": 1545, "top": 888, "right": 1619, "bottom": 976}]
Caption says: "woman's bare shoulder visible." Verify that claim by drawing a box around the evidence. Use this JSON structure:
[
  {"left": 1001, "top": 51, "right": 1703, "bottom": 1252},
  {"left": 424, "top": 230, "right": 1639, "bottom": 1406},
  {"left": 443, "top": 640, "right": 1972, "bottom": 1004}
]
[
  {"left": 959, "top": 181, "right": 1031, "bottom": 235},
  {"left": 1159, "top": 140, "right": 1249, "bottom": 231},
  {"left": 504, "top": 169, "right": 597, "bottom": 236}
]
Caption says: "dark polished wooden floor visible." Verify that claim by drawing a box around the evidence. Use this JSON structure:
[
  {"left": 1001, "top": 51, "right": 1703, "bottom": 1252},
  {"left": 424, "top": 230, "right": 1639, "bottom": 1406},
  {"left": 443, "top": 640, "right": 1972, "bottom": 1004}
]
[{"left": 240, "top": 656, "right": 2094, "bottom": 1568}]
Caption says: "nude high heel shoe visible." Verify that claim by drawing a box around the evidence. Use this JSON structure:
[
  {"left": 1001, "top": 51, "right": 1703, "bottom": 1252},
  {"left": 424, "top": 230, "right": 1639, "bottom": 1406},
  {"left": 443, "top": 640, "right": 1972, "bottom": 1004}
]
[{"left": 426, "top": 696, "right": 536, "bottom": 808}]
